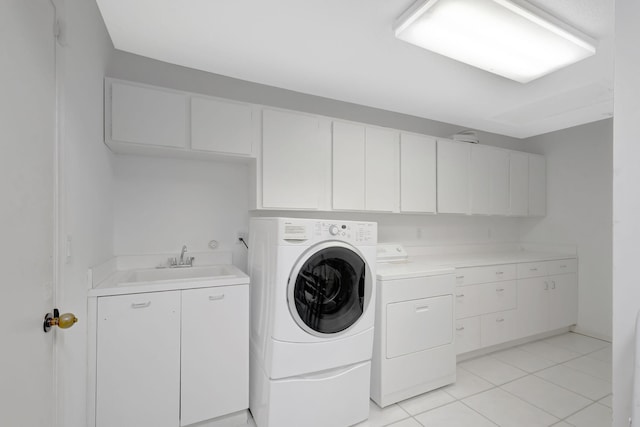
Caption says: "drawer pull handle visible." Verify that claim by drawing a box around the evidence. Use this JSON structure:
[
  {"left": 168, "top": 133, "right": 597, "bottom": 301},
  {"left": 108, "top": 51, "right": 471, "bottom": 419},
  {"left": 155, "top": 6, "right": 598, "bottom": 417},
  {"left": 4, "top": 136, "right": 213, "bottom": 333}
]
[
  {"left": 131, "top": 301, "right": 151, "bottom": 309},
  {"left": 530, "top": 267, "right": 538, "bottom": 271},
  {"left": 456, "top": 293, "right": 465, "bottom": 298},
  {"left": 544, "top": 281, "right": 549, "bottom": 290},
  {"left": 496, "top": 288, "right": 505, "bottom": 292},
  {"left": 559, "top": 265, "right": 567, "bottom": 268},
  {"left": 496, "top": 318, "right": 505, "bottom": 323},
  {"left": 456, "top": 275, "right": 465, "bottom": 280},
  {"left": 551, "top": 281, "right": 556, "bottom": 290},
  {"left": 496, "top": 271, "right": 504, "bottom": 275},
  {"left": 209, "top": 294, "right": 225, "bottom": 301},
  {"left": 415, "top": 305, "right": 430, "bottom": 313},
  {"left": 456, "top": 326, "right": 465, "bottom": 331}
]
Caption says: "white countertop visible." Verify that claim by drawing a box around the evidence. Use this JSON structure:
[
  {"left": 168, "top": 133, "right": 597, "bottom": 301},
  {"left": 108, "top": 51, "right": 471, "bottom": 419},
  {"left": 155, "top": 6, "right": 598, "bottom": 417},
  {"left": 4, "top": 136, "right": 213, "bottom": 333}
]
[
  {"left": 376, "top": 250, "right": 576, "bottom": 281},
  {"left": 88, "top": 264, "right": 249, "bottom": 297}
]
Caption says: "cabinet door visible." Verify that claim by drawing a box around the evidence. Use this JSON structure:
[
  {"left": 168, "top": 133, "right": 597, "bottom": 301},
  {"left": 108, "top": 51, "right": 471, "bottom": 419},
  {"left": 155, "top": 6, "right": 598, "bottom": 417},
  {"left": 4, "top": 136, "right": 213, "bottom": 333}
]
[
  {"left": 400, "top": 133, "right": 436, "bottom": 213},
  {"left": 437, "top": 139, "right": 470, "bottom": 214},
  {"left": 470, "top": 145, "right": 492, "bottom": 215},
  {"left": 332, "top": 121, "right": 365, "bottom": 210},
  {"left": 509, "top": 151, "right": 529, "bottom": 215},
  {"left": 481, "top": 309, "right": 517, "bottom": 347},
  {"left": 455, "top": 317, "right": 481, "bottom": 354},
  {"left": 191, "top": 97, "right": 253, "bottom": 155},
  {"left": 96, "top": 292, "right": 181, "bottom": 427},
  {"left": 516, "top": 277, "right": 548, "bottom": 337},
  {"left": 262, "top": 109, "right": 324, "bottom": 209},
  {"left": 548, "top": 273, "right": 578, "bottom": 331},
  {"left": 181, "top": 285, "right": 249, "bottom": 426},
  {"left": 365, "top": 127, "right": 399, "bottom": 212},
  {"left": 489, "top": 149, "right": 510, "bottom": 215},
  {"left": 528, "top": 154, "right": 546, "bottom": 216},
  {"left": 111, "top": 81, "right": 187, "bottom": 148}
]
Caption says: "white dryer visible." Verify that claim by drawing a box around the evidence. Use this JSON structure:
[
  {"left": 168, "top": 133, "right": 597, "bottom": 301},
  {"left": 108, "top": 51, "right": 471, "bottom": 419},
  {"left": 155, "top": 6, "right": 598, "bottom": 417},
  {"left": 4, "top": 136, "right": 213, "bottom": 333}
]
[
  {"left": 371, "top": 244, "right": 457, "bottom": 407},
  {"left": 248, "top": 217, "right": 377, "bottom": 427}
]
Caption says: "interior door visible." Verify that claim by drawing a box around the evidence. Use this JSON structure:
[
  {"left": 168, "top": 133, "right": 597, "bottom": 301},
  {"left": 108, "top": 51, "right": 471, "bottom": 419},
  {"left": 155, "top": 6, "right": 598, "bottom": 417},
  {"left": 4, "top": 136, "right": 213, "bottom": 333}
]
[{"left": 0, "top": 0, "right": 57, "bottom": 425}]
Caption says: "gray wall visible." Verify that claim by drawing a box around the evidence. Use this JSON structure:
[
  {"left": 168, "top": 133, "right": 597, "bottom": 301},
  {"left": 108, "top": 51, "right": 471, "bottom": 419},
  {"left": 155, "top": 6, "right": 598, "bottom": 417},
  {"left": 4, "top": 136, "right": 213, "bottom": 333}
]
[{"left": 520, "top": 119, "right": 613, "bottom": 340}]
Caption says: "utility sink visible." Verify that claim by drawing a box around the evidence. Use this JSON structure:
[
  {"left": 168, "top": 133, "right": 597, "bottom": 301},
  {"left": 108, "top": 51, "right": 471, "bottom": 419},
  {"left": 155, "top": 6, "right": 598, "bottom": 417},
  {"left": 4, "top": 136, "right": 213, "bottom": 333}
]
[{"left": 120, "top": 265, "right": 237, "bottom": 285}]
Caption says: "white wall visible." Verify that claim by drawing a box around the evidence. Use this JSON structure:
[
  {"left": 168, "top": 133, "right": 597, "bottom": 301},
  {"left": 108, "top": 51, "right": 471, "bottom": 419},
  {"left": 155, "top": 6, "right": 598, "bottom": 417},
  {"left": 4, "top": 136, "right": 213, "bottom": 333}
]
[
  {"left": 56, "top": 1, "right": 114, "bottom": 427},
  {"left": 613, "top": 1, "right": 640, "bottom": 425},
  {"left": 113, "top": 155, "right": 250, "bottom": 269},
  {"left": 519, "top": 119, "right": 613, "bottom": 340}
]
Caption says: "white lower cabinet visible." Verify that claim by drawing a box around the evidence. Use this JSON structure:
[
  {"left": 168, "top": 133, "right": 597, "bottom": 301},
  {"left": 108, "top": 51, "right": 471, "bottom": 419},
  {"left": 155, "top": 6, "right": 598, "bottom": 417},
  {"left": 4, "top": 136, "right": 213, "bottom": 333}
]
[
  {"left": 481, "top": 309, "right": 517, "bottom": 347},
  {"left": 95, "top": 284, "right": 249, "bottom": 427},
  {"left": 455, "top": 258, "right": 577, "bottom": 355},
  {"left": 96, "top": 291, "right": 181, "bottom": 427},
  {"left": 455, "top": 317, "right": 481, "bottom": 354}
]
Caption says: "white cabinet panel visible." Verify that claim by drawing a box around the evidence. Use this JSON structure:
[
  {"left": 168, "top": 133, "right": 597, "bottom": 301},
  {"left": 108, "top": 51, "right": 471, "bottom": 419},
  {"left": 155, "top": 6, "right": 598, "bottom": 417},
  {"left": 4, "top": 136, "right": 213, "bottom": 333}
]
[
  {"left": 489, "top": 149, "right": 510, "bottom": 215},
  {"left": 191, "top": 97, "right": 253, "bottom": 155},
  {"left": 528, "top": 154, "right": 546, "bottom": 216},
  {"left": 455, "top": 264, "right": 517, "bottom": 286},
  {"left": 509, "top": 151, "right": 529, "bottom": 215},
  {"left": 470, "top": 145, "right": 492, "bottom": 215},
  {"left": 516, "top": 277, "right": 548, "bottom": 337},
  {"left": 262, "top": 109, "right": 324, "bottom": 209},
  {"left": 181, "top": 285, "right": 249, "bottom": 426},
  {"left": 332, "top": 121, "right": 365, "bottom": 210},
  {"left": 455, "top": 285, "right": 484, "bottom": 319},
  {"left": 111, "top": 82, "right": 187, "bottom": 148},
  {"left": 365, "top": 127, "right": 399, "bottom": 212},
  {"left": 437, "top": 139, "right": 470, "bottom": 214},
  {"left": 96, "top": 292, "right": 181, "bottom": 427},
  {"left": 482, "top": 281, "right": 517, "bottom": 314},
  {"left": 400, "top": 133, "right": 436, "bottom": 213},
  {"left": 455, "top": 317, "right": 481, "bottom": 354},
  {"left": 481, "top": 309, "right": 517, "bottom": 347},
  {"left": 548, "top": 273, "right": 578, "bottom": 331}
]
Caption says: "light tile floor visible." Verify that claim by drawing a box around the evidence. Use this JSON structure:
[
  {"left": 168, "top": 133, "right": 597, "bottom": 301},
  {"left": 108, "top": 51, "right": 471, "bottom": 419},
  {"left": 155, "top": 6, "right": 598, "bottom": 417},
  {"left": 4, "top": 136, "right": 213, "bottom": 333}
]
[{"left": 242, "top": 332, "right": 612, "bottom": 427}]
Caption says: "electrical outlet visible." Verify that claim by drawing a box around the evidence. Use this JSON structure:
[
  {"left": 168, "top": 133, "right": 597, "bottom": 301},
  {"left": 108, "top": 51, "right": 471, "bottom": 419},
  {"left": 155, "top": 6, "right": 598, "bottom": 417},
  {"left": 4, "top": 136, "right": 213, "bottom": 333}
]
[{"left": 237, "top": 231, "right": 247, "bottom": 244}]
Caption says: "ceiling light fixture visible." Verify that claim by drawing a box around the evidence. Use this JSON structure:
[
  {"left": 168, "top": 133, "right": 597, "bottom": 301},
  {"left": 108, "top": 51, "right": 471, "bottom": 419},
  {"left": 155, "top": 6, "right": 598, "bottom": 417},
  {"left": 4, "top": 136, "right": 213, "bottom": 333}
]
[{"left": 394, "top": 0, "right": 597, "bottom": 83}]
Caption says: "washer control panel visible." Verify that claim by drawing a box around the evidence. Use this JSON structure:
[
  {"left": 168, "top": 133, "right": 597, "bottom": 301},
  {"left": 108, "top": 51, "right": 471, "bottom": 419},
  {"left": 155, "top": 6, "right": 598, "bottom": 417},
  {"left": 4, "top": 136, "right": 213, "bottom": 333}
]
[{"left": 314, "top": 221, "right": 376, "bottom": 244}]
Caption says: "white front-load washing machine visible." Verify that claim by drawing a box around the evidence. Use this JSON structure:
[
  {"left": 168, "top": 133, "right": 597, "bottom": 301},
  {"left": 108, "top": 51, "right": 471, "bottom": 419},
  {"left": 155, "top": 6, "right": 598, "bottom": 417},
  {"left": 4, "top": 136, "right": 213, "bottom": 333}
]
[{"left": 248, "top": 217, "right": 377, "bottom": 427}]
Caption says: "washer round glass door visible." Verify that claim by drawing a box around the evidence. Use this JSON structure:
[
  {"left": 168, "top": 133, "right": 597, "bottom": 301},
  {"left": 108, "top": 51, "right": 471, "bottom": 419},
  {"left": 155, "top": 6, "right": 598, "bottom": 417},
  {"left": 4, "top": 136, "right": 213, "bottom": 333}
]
[{"left": 288, "top": 242, "right": 371, "bottom": 336}]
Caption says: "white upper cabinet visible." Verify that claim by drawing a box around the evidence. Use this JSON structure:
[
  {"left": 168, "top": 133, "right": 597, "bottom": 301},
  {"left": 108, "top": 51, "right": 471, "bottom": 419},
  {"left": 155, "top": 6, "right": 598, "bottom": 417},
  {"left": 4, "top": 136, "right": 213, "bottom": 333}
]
[
  {"left": 190, "top": 96, "right": 253, "bottom": 156},
  {"left": 332, "top": 121, "right": 366, "bottom": 210},
  {"left": 509, "top": 151, "right": 529, "bottom": 216},
  {"left": 365, "top": 127, "right": 399, "bottom": 212},
  {"left": 528, "top": 154, "right": 547, "bottom": 216},
  {"left": 437, "top": 139, "right": 470, "bottom": 214},
  {"left": 331, "top": 122, "right": 398, "bottom": 212},
  {"left": 262, "top": 109, "right": 326, "bottom": 210},
  {"left": 110, "top": 81, "right": 187, "bottom": 148},
  {"left": 489, "top": 149, "right": 510, "bottom": 215},
  {"left": 400, "top": 133, "right": 436, "bottom": 213},
  {"left": 469, "top": 145, "right": 492, "bottom": 215}
]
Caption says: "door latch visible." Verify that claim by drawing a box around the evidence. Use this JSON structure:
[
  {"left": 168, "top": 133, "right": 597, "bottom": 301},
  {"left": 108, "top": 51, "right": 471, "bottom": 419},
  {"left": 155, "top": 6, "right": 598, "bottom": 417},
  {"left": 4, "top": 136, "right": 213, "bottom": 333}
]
[{"left": 43, "top": 308, "right": 78, "bottom": 333}]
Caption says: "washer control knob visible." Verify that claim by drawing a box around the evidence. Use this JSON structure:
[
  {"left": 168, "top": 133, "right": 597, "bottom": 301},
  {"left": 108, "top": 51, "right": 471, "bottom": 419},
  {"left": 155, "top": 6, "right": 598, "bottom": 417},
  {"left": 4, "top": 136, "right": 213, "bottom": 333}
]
[{"left": 329, "top": 225, "right": 340, "bottom": 236}]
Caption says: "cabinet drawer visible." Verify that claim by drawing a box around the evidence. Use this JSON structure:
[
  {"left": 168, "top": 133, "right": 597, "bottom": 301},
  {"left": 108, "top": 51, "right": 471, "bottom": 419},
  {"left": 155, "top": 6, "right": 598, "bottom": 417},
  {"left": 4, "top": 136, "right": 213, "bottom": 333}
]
[
  {"left": 547, "top": 259, "right": 577, "bottom": 276},
  {"left": 481, "top": 309, "right": 517, "bottom": 348},
  {"left": 386, "top": 295, "right": 453, "bottom": 359},
  {"left": 481, "top": 281, "right": 517, "bottom": 314},
  {"left": 455, "top": 317, "right": 481, "bottom": 355},
  {"left": 455, "top": 285, "right": 484, "bottom": 319},
  {"left": 455, "top": 264, "right": 516, "bottom": 286},
  {"left": 517, "top": 261, "right": 548, "bottom": 279}
]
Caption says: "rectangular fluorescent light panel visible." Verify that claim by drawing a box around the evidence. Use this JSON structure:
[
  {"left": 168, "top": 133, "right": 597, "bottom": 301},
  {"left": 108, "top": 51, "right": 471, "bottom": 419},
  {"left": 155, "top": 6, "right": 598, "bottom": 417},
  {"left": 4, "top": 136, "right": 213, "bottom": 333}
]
[{"left": 394, "top": 0, "right": 597, "bottom": 83}]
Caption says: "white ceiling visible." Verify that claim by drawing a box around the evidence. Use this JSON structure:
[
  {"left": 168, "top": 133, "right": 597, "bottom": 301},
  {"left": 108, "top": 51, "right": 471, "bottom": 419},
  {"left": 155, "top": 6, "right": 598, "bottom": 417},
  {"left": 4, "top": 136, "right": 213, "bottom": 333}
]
[{"left": 95, "top": 0, "right": 614, "bottom": 139}]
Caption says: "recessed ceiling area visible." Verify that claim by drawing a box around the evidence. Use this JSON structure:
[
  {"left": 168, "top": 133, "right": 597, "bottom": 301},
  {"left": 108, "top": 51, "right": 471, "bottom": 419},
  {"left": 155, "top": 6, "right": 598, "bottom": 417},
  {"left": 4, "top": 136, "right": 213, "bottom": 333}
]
[{"left": 95, "top": 0, "right": 614, "bottom": 139}]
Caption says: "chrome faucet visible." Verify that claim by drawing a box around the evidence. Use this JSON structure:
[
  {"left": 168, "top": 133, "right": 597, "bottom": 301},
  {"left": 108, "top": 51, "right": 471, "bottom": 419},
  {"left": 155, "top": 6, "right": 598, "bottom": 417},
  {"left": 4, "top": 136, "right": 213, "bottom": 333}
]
[
  {"left": 180, "top": 245, "right": 187, "bottom": 264},
  {"left": 164, "top": 245, "right": 195, "bottom": 268}
]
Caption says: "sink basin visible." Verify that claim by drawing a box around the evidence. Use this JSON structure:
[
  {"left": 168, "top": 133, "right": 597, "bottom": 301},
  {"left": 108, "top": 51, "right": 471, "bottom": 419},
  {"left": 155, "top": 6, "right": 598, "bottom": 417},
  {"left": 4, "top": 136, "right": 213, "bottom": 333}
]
[{"left": 120, "top": 265, "right": 237, "bottom": 285}]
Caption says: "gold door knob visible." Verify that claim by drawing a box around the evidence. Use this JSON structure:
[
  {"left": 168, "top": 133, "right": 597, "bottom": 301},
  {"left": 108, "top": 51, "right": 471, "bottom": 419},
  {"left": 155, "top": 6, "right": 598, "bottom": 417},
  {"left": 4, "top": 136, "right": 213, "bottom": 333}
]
[{"left": 43, "top": 309, "right": 78, "bottom": 333}]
